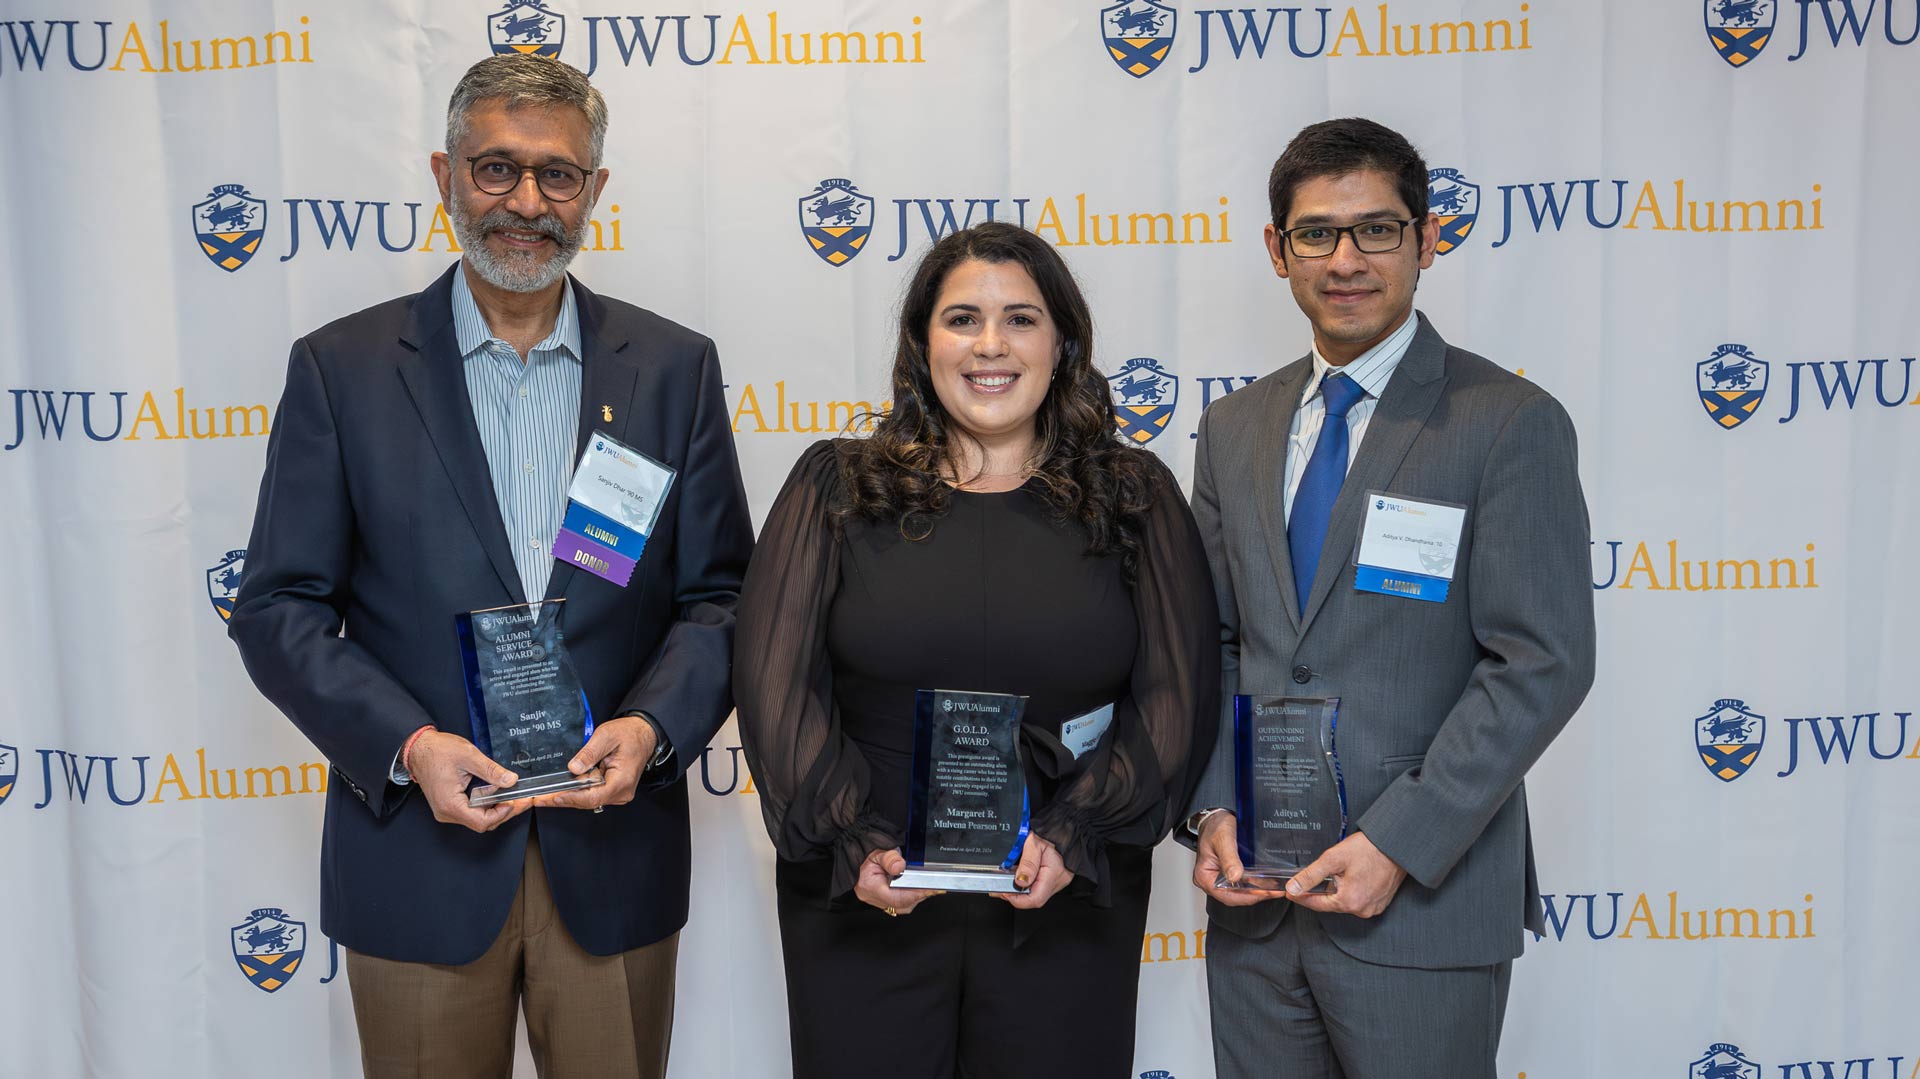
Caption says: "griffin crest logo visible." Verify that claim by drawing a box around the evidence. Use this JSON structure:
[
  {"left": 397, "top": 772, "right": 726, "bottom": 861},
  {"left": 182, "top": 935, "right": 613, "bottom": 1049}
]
[
  {"left": 0, "top": 743, "right": 16, "bottom": 808},
  {"left": 1102, "top": 1, "right": 1178, "bottom": 78},
  {"left": 1690, "top": 1042, "right": 1763, "bottom": 1079},
  {"left": 1427, "top": 168, "right": 1480, "bottom": 256},
  {"left": 1694, "top": 699, "right": 1765, "bottom": 782},
  {"left": 798, "top": 178, "right": 876, "bottom": 267},
  {"left": 190, "top": 185, "right": 268, "bottom": 273},
  {"left": 1705, "top": 0, "right": 1775, "bottom": 68},
  {"left": 207, "top": 549, "right": 246, "bottom": 624},
  {"left": 1696, "top": 343, "right": 1769, "bottom": 430},
  {"left": 1109, "top": 357, "right": 1179, "bottom": 444},
  {"left": 231, "top": 908, "right": 308, "bottom": 993},
  {"left": 490, "top": 1, "right": 566, "bottom": 59}
]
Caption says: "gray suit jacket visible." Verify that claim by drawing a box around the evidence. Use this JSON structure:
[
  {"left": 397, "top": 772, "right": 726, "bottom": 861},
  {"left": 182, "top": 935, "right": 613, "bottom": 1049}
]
[{"left": 1188, "top": 313, "right": 1595, "bottom": 970}]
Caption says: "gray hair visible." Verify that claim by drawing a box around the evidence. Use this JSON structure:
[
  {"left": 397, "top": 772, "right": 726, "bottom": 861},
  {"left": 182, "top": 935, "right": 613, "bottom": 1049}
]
[{"left": 445, "top": 54, "right": 608, "bottom": 168}]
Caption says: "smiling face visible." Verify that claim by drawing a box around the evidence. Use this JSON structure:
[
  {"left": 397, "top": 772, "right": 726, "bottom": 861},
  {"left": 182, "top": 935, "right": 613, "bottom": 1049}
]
[
  {"left": 431, "top": 98, "right": 610, "bottom": 294},
  {"left": 925, "top": 258, "right": 1061, "bottom": 457},
  {"left": 1266, "top": 168, "right": 1439, "bottom": 365}
]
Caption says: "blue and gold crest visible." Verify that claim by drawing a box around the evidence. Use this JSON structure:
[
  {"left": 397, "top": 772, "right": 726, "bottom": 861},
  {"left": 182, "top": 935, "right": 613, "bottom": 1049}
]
[
  {"left": 232, "top": 908, "right": 307, "bottom": 994},
  {"left": 1102, "top": 1, "right": 1177, "bottom": 78},
  {"left": 207, "top": 549, "right": 246, "bottom": 624},
  {"left": 798, "top": 179, "right": 875, "bottom": 267},
  {"left": 0, "top": 742, "right": 16, "bottom": 808},
  {"left": 1690, "top": 1042, "right": 1763, "bottom": 1079},
  {"left": 1427, "top": 168, "right": 1479, "bottom": 256},
  {"left": 1110, "top": 357, "right": 1178, "bottom": 444},
  {"left": 1694, "top": 700, "right": 1765, "bottom": 783},
  {"left": 1705, "top": 0, "right": 1775, "bottom": 68},
  {"left": 489, "top": 1, "right": 565, "bottom": 58},
  {"left": 1697, "top": 343, "right": 1768, "bottom": 430},
  {"left": 190, "top": 185, "right": 267, "bottom": 273}
]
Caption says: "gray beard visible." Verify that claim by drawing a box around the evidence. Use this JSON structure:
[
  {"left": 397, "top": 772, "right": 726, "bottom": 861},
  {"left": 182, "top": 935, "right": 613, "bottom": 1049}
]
[{"left": 450, "top": 198, "right": 592, "bottom": 294}]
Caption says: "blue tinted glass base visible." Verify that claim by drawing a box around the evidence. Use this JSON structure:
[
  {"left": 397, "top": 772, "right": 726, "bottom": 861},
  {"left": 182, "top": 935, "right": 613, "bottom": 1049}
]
[
  {"left": 1214, "top": 869, "right": 1338, "bottom": 895},
  {"left": 467, "top": 767, "right": 603, "bottom": 807},
  {"left": 892, "top": 866, "right": 1028, "bottom": 894}
]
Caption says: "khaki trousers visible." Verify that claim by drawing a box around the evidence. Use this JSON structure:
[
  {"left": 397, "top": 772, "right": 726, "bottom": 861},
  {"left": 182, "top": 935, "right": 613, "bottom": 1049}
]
[{"left": 345, "top": 827, "right": 678, "bottom": 1079}]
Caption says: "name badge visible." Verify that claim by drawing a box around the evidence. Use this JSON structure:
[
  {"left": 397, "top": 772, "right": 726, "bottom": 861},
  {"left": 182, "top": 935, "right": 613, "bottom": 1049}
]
[
  {"left": 1352, "top": 490, "right": 1466, "bottom": 603},
  {"left": 551, "top": 430, "right": 676, "bottom": 587},
  {"left": 1060, "top": 702, "right": 1115, "bottom": 760}
]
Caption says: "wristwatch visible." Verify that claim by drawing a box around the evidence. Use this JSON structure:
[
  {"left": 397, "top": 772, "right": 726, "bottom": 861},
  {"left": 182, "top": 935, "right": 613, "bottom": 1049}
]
[{"left": 616, "top": 710, "right": 675, "bottom": 772}]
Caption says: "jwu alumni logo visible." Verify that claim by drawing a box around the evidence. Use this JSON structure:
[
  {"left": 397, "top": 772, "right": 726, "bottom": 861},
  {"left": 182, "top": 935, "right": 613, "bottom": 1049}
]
[
  {"left": 1102, "top": 1, "right": 1178, "bottom": 77},
  {"left": 1690, "top": 1042, "right": 1762, "bottom": 1079},
  {"left": 231, "top": 908, "right": 307, "bottom": 993},
  {"left": 1697, "top": 344, "right": 1769, "bottom": 430},
  {"left": 1705, "top": 0, "right": 1776, "bottom": 67},
  {"left": 207, "top": 549, "right": 246, "bottom": 624},
  {"left": 490, "top": 1, "right": 566, "bottom": 58},
  {"left": 1110, "top": 358, "right": 1179, "bottom": 445},
  {"left": 1695, "top": 698, "right": 1766, "bottom": 782},
  {"left": 190, "top": 185, "right": 268, "bottom": 273},
  {"left": 1428, "top": 168, "right": 1479, "bottom": 256},
  {"left": 798, "top": 179, "right": 875, "bottom": 267},
  {"left": 0, "top": 743, "right": 16, "bottom": 808}
]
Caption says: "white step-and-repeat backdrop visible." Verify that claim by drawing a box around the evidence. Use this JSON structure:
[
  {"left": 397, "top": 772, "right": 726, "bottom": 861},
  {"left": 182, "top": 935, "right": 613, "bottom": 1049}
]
[{"left": 3, "top": 1, "right": 1916, "bottom": 1076}]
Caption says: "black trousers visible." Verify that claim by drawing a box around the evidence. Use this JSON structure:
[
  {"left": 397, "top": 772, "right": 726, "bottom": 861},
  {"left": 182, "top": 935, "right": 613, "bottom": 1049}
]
[{"left": 775, "top": 853, "right": 1153, "bottom": 1079}]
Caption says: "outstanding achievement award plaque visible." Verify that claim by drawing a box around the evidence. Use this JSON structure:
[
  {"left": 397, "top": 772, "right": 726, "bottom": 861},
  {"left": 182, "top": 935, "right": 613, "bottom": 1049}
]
[
  {"left": 893, "top": 689, "right": 1031, "bottom": 894},
  {"left": 1218, "top": 695, "right": 1347, "bottom": 894},
  {"left": 455, "top": 599, "right": 603, "bottom": 807}
]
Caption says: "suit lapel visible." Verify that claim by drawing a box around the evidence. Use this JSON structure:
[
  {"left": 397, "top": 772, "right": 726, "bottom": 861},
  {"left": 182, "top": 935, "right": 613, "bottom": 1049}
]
[
  {"left": 396, "top": 265, "right": 525, "bottom": 605},
  {"left": 544, "top": 277, "right": 639, "bottom": 605},
  {"left": 1298, "top": 314, "right": 1450, "bottom": 632},
  {"left": 1254, "top": 359, "right": 1314, "bottom": 635}
]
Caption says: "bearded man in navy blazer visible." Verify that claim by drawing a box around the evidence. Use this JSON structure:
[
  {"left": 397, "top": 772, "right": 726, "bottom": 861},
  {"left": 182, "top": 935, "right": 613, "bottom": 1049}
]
[
  {"left": 230, "top": 54, "right": 751, "bottom": 1079},
  {"left": 1184, "top": 118, "right": 1596, "bottom": 1078}
]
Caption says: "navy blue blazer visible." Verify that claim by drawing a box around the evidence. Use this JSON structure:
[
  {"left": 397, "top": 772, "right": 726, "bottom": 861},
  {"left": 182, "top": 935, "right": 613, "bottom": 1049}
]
[{"left": 231, "top": 263, "right": 753, "bottom": 964}]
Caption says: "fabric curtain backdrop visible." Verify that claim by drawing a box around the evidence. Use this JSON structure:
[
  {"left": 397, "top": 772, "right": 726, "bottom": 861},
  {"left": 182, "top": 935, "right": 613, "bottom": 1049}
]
[{"left": 1, "top": 1, "right": 1913, "bottom": 1075}]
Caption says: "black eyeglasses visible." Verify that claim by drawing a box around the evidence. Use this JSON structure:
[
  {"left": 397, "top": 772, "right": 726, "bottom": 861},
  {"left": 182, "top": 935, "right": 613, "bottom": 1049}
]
[
  {"left": 466, "top": 155, "right": 589, "bottom": 202},
  {"left": 1280, "top": 218, "right": 1415, "bottom": 258}
]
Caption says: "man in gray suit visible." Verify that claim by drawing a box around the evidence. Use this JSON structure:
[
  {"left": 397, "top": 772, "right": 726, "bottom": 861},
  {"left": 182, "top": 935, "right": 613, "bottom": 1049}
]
[{"left": 1185, "top": 118, "right": 1596, "bottom": 1077}]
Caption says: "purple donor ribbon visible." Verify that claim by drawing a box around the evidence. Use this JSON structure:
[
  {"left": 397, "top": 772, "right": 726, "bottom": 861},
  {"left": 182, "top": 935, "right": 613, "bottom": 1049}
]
[{"left": 551, "top": 528, "right": 638, "bottom": 586}]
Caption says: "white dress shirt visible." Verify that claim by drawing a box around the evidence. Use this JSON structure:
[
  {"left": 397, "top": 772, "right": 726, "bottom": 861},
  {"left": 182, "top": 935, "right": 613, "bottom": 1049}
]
[{"left": 1281, "top": 310, "right": 1420, "bottom": 519}]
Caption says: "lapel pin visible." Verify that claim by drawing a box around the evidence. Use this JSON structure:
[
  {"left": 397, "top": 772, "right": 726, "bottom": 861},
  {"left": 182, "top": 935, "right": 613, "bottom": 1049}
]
[{"left": 601, "top": 405, "right": 614, "bottom": 423}]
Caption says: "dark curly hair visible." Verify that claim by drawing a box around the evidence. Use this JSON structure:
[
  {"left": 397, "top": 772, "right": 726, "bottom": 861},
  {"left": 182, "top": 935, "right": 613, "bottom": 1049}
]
[{"left": 833, "top": 222, "right": 1158, "bottom": 579}]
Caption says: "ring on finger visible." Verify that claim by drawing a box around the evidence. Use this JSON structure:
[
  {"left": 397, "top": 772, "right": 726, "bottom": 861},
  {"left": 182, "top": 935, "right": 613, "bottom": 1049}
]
[{"left": 884, "top": 906, "right": 897, "bottom": 917}]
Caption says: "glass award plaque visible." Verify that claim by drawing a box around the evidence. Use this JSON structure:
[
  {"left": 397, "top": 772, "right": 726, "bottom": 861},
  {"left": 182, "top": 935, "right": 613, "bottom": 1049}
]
[
  {"left": 455, "top": 599, "right": 603, "bottom": 807},
  {"left": 1217, "top": 695, "right": 1346, "bottom": 894},
  {"left": 893, "top": 689, "right": 1031, "bottom": 894}
]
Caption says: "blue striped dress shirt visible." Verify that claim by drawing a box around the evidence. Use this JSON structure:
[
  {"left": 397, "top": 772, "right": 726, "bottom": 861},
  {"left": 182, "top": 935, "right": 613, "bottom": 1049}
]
[{"left": 453, "top": 268, "right": 583, "bottom": 604}]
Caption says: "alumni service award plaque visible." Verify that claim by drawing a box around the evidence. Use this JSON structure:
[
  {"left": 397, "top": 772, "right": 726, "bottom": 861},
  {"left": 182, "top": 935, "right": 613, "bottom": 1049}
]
[
  {"left": 456, "top": 599, "right": 602, "bottom": 807},
  {"left": 893, "top": 689, "right": 1031, "bottom": 894},
  {"left": 1219, "top": 695, "right": 1346, "bottom": 894}
]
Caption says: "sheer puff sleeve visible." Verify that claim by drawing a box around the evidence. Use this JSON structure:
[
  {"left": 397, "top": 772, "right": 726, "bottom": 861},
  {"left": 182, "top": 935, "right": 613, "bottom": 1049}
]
[
  {"left": 1029, "top": 454, "right": 1221, "bottom": 897},
  {"left": 734, "top": 440, "right": 900, "bottom": 899}
]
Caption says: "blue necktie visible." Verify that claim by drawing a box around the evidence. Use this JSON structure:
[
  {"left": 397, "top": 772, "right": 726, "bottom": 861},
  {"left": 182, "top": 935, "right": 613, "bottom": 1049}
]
[{"left": 1287, "top": 373, "right": 1367, "bottom": 616}]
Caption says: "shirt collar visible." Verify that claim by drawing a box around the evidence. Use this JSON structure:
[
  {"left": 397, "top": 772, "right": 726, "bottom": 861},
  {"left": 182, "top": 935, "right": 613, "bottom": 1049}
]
[
  {"left": 1302, "top": 308, "right": 1420, "bottom": 405},
  {"left": 451, "top": 264, "right": 582, "bottom": 364}
]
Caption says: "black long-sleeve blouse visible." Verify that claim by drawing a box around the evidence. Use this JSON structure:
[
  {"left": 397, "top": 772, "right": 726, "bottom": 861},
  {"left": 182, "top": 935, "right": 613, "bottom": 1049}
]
[{"left": 733, "top": 439, "right": 1219, "bottom": 902}]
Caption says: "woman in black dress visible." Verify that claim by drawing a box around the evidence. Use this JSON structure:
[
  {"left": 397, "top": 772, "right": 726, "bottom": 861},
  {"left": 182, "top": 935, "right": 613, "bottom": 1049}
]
[{"left": 734, "top": 222, "right": 1218, "bottom": 1079}]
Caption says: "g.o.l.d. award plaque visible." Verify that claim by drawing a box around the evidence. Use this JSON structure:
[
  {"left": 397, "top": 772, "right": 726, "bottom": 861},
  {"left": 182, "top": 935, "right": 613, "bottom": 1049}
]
[{"left": 893, "top": 688, "right": 1030, "bottom": 894}]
